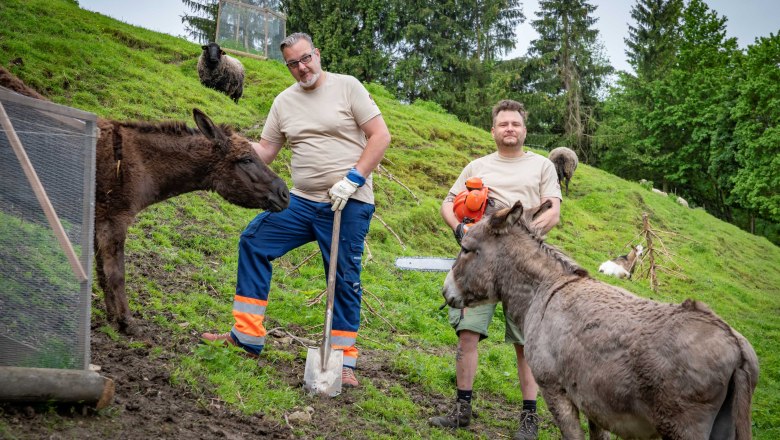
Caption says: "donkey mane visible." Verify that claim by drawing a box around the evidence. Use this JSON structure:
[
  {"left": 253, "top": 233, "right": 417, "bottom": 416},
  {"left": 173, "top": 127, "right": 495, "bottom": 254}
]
[
  {"left": 536, "top": 238, "right": 589, "bottom": 277},
  {"left": 116, "top": 120, "right": 197, "bottom": 137},
  {"left": 490, "top": 208, "right": 588, "bottom": 278}
]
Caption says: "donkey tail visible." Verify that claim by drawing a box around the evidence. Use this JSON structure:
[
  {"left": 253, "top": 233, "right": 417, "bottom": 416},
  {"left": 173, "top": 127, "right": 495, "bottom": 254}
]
[{"left": 731, "top": 335, "right": 759, "bottom": 439}]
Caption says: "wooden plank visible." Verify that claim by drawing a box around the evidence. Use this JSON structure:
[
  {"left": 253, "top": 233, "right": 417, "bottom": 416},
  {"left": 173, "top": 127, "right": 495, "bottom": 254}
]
[{"left": 0, "top": 101, "right": 87, "bottom": 282}]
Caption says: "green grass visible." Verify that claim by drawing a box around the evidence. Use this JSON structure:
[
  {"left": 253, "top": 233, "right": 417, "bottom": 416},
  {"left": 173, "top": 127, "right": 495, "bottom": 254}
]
[{"left": 2, "top": 0, "right": 779, "bottom": 437}]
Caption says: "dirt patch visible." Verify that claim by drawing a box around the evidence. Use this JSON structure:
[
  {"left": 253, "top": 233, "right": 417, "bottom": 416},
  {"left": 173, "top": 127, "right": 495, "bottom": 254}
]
[{"left": 1, "top": 300, "right": 533, "bottom": 439}]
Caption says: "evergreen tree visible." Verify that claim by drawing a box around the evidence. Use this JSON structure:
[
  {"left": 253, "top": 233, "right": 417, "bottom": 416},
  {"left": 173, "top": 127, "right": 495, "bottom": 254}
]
[
  {"left": 282, "top": 0, "right": 398, "bottom": 83},
  {"left": 527, "top": 0, "right": 613, "bottom": 162},
  {"left": 624, "top": 0, "right": 683, "bottom": 79},
  {"left": 285, "top": 0, "right": 523, "bottom": 126},
  {"left": 181, "top": 0, "right": 219, "bottom": 44}
]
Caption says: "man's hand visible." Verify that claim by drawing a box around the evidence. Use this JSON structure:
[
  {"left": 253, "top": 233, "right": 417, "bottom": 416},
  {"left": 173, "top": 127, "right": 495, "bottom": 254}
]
[
  {"left": 329, "top": 177, "right": 359, "bottom": 211},
  {"left": 453, "top": 222, "right": 471, "bottom": 245},
  {"left": 329, "top": 168, "right": 365, "bottom": 211}
]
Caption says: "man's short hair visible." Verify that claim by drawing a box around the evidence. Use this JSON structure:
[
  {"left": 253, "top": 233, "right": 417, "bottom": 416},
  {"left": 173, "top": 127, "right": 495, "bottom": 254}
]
[
  {"left": 280, "top": 32, "right": 314, "bottom": 52},
  {"left": 492, "top": 100, "right": 527, "bottom": 126}
]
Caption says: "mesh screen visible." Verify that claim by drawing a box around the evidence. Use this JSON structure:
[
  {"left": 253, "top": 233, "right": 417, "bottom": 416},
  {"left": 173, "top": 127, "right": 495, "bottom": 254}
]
[
  {"left": 217, "top": 0, "right": 286, "bottom": 61},
  {"left": 0, "top": 89, "right": 97, "bottom": 370}
]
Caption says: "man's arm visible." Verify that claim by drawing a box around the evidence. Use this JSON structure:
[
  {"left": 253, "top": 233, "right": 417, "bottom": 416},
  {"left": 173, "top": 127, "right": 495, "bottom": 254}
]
[
  {"left": 353, "top": 115, "right": 391, "bottom": 177},
  {"left": 251, "top": 139, "right": 284, "bottom": 165},
  {"left": 531, "top": 196, "right": 561, "bottom": 235},
  {"left": 441, "top": 197, "right": 460, "bottom": 231}
]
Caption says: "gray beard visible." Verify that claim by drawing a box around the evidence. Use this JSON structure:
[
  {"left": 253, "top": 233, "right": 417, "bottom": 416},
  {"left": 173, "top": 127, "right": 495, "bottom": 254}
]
[{"left": 298, "top": 72, "right": 321, "bottom": 89}]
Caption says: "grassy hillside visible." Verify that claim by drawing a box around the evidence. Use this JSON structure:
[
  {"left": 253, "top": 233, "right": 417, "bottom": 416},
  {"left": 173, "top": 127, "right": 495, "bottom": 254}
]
[{"left": 2, "top": 0, "right": 779, "bottom": 438}]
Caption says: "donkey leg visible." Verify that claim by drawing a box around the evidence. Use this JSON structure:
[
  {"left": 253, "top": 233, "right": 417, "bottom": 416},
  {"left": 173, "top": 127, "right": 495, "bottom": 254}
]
[
  {"left": 541, "top": 389, "right": 585, "bottom": 439},
  {"left": 588, "top": 419, "right": 610, "bottom": 440},
  {"left": 95, "top": 219, "right": 135, "bottom": 334},
  {"left": 93, "top": 229, "right": 109, "bottom": 302}
]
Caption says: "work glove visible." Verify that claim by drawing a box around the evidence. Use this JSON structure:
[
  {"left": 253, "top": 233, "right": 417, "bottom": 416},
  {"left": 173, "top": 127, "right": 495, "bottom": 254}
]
[
  {"left": 328, "top": 167, "right": 365, "bottom": 211},
  {"left": 453, "top": 222, "right": 471, "bottom": 245}
]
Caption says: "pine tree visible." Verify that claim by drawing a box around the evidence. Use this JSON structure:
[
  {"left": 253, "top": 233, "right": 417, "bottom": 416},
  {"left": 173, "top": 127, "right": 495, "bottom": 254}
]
[
  {"left": 181, "top": 0, "right": 219, "bottom": 44},
  {"left": 624, "top": 0, "right": 683, "bottom": 79},
  {"left": 527, "top": 0, "right": 612, "bottom": 162}
]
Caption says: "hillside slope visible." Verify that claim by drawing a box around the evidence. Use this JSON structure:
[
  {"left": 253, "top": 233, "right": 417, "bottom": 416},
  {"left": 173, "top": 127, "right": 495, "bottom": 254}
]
[{"left": 1, "top": 0, "right": 779, "bottom": 438}]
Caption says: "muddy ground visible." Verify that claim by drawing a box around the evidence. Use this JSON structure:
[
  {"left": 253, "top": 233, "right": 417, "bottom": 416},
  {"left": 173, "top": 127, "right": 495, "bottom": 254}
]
[{"left": 0, "top": 298, "right": 543, "bottom": 439}]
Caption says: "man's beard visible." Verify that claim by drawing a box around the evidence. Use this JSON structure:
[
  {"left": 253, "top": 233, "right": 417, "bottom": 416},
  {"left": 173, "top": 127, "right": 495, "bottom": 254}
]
[
  {"left": 298, "top": 71, "right": 321, "bottom": 89},
  {"left": 499, "top": 135, "right": 523, "bottom": 148}
]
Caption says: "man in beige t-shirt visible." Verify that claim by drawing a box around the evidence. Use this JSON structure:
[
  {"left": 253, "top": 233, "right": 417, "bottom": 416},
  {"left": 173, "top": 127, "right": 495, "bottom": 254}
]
[
  {"left": 201, "top": 33, "right": 391, "bottom": 388},
  {"left": 430, "top": 100, "right": 561, "bottom": 440}
]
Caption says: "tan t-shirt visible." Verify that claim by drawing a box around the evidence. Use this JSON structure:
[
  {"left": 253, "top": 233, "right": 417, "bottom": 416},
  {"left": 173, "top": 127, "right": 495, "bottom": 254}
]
[
  {"left": 261, "top": 72, "right": 381, "bottom": 204},
  {"left": 446, "top": 151, "right": 562, "bottom": 212}
]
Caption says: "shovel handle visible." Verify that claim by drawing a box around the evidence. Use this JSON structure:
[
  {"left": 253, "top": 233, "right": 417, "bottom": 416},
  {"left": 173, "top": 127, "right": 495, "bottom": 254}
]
[{"left": 321, "top": 210, "right": 341, "bottom": 369}]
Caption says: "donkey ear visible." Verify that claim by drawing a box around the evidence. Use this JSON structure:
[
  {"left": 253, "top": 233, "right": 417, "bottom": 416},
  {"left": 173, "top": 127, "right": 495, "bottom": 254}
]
[
  {"left": 193, "top": 108, "right": 228, "bottom": 148},
  {"left": 528, "top": 199, "right": 553, "bottom": 222},
  {"left": 505, "top": 200, "right": 525, "bottom": 226}
]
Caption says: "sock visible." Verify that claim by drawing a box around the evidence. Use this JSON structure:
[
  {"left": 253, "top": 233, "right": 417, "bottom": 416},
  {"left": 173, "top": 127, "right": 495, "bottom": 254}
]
[
  {"left": 522, "top": 400, "right": 537, "bottom": 413},
  {"left": 457, "top": 389, "right": 473, "bottom": 403}
]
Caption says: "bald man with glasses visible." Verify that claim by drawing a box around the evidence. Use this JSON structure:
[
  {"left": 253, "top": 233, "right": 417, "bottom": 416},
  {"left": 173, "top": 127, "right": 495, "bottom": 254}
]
[{"left": 202, "top": 32, "right": 391, "bottom": 388}]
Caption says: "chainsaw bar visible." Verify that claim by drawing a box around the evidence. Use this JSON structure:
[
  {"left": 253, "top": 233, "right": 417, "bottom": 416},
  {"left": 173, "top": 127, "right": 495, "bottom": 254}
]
[{"left": 394, "top": 257, "right": 456, "bottom": 272}]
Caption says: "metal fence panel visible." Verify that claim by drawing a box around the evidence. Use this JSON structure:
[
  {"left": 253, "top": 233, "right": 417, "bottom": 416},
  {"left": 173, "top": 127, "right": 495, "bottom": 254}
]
[
  {"left": 216, "top": 0, "right": 286, "bottom": 61},
  {"left": 0, "top": 88, "right": 97, "bottom": 370}
]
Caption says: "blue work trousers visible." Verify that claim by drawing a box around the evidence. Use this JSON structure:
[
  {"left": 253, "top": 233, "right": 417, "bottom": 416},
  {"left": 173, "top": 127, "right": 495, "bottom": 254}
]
[{"left": 231, "top": 194, "right": 374, "bottom": 366}]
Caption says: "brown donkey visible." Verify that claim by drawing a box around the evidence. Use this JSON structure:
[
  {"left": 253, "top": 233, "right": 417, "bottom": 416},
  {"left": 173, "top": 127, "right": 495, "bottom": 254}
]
[
  {"left": 94, "top": 110, "right": 289, "bottom": 333},
  {"left": 1, "top": 67, "right": 289, "bottom": 333},
  {"left": 442, "top": 201, "right": 758, "bottom": 439}
]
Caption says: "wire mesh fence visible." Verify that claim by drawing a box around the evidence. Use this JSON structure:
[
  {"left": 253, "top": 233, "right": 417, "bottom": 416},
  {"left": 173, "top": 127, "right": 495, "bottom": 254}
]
[
  {"left": 216, "top": 0, "right": 286, "bottom": 61},
  {"left": 0, "top": 88, "right": 97, "bottom": 370}
]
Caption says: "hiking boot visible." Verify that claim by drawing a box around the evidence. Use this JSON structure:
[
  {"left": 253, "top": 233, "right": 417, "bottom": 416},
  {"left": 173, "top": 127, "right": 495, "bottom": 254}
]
[
  {"left": 200, "top": 331, "right": 258, "bottom": 358},
  {"left": 342, "top": 367, "right": 359, "bottom": 388},
  {"left": 513, "top": 410, "right": 540, "bottom": 440},
  {"left": 429, "top": 398, "right": 472, "bottom": 428}
]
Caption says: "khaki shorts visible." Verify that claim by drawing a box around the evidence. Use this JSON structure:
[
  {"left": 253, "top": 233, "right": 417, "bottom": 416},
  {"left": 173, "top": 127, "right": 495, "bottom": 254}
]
[{"left": 448, "top": 303, "right": 525, "bottom": 345}]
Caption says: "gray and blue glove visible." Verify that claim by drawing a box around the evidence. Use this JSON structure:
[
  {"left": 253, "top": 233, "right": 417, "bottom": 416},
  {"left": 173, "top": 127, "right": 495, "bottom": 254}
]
[{"left": 328, "top": 167, "right": 365, "bottom": 211}]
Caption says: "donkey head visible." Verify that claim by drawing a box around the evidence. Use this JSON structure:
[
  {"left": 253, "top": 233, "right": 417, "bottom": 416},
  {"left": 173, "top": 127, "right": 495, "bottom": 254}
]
[
  {"left": 442, "top": 200, "right": 553, "bottom": 309},
  {"left": 193, "top": 108, "right": 289, "bottom": 212}
]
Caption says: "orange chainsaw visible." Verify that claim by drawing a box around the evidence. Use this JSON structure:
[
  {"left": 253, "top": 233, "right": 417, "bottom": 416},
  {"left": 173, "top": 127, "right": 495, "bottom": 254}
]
[{"left": 395, "top": 177, "right": 488, "bottom": 272}]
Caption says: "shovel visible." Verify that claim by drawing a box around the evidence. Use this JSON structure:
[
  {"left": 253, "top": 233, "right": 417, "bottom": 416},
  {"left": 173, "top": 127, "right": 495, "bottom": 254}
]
[{"left": 303, "top": 209, "right": 344, "bottom": 396}]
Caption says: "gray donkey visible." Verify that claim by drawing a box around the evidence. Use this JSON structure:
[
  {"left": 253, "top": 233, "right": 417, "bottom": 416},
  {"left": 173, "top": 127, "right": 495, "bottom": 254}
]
[{"left": 443, "top": 200, "right": 758, "bottom": 440}]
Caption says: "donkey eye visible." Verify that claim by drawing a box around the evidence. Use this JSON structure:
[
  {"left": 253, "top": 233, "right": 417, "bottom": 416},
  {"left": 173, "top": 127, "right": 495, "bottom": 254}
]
[{"left": 239, "top": 157, "right": 254, "bottom": 165}]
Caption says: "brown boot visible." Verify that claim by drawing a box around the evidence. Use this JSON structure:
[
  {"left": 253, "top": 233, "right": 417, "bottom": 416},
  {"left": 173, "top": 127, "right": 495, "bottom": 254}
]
[
  {"left": 341, "top": 367, "right": 359, "bottom": 388},
  {"left": 513, "top": 410, "right": 540, "bottom": 440},
  {"left": 429, "top": 398, "right": 472, "bottom": 428},
  {"left": 200, "top": 331, "right": 258, "bottom": 359}
]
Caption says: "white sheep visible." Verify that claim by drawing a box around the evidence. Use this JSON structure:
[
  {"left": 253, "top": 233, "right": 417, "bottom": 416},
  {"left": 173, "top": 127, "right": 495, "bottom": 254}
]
[
  {"left": 598, "top": 244, "right": 643, "bottom": 279},
  {"left": 197, "top": 42, "right": 245, "bottom": 104},
  {"left": 548, "top": 147, "right": 578, "bottom": 196},
  {"left": 676, "top": 196, "right": 689, "bottom": 208},
  {"left": 651, "top": 188, "right": 667, "bottom": 197}
]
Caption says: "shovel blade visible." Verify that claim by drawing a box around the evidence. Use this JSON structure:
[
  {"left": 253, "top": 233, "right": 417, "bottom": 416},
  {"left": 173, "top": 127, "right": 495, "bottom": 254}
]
[{"left": 303, "top": 347, "right": 343, "bottom": 397}]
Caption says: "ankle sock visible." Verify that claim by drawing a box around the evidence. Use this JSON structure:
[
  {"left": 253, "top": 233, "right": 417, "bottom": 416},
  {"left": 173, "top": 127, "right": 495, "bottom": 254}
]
[
  {"left": 522, "top": 400, "right": 537, "bottom": 413},
  {"left": 457, "top": 389, "right": 473, "bottom": 403}
]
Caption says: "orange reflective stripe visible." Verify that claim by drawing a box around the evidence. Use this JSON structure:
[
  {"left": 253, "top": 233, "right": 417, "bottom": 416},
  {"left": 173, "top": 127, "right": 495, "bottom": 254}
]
[
  {"left": 334, "top": 345, "right": 358, "bottom": 359},
  {"left": 331, "top": 329, "right": 358, "bottom": 361},
  {"left": 233, "top": 295, "right": 268, "bottom": 307},
  {"left": 331, "top": 329, "right": 357, "bottom": 338},
  {"left": 233, "top": 310, "right": 266, "bottom": 337}
]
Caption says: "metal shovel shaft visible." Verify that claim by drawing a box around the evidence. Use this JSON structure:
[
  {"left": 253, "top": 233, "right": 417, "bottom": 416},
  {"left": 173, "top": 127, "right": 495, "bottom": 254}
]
[{"left": 303, "top": 210, "right": 343, "bottom": 396}]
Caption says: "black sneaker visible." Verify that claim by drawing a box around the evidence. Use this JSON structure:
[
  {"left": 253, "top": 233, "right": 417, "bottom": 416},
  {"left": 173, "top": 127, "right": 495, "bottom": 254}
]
[
  {"left": 514, "top": 410, "right": 539, "bottom": 440},
  {"left": 429, "top": 398, "right": 472, "bottom": 428}
]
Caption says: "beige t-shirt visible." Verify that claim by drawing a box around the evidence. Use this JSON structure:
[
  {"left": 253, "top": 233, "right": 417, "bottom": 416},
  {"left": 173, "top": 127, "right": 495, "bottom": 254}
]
[
  {"left": 262, "top": 73, "right": 381, "bottom": 204},
  {"left": 446, "top": 151, "right": 562, "bottom": 211}
]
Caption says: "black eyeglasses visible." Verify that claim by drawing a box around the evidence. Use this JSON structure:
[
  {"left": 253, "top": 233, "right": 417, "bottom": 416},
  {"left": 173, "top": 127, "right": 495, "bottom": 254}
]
[{"left": 285, "top": 50, "right": 316, "bottom": 70}]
